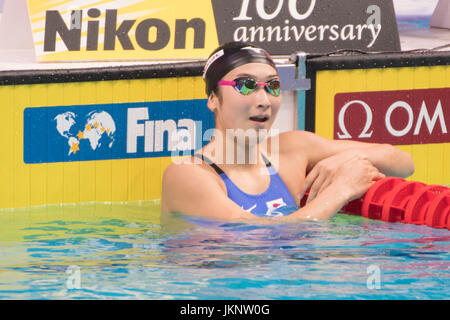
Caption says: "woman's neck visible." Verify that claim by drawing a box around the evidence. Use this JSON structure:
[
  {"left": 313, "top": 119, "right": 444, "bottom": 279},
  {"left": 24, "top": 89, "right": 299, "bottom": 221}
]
[{"left": 203, "top": 129, "right": 266, "bottom": 169}]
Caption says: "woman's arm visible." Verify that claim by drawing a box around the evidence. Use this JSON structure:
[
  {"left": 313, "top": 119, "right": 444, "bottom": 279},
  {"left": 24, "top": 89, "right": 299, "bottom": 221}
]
[
  {"left": 300, "top": 130, "right": 415, "bottom": 177},
  {"left": 162, "top": 154, "right": 384, "bottom": 222},
  {"left": 284, "top": 131, "right": 415, "bottom": 203}
]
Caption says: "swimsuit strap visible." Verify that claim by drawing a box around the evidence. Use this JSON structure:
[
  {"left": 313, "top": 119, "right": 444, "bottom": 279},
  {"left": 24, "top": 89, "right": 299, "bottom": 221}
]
[
  {"left": 193, "top": 153, "right": 225, "bottom": 175},
  {"left": 261, "top": 153, "right": 272, "bottom": 167},
  {"left": 193, "top": 153, "right": 272, "bottom": 176}
]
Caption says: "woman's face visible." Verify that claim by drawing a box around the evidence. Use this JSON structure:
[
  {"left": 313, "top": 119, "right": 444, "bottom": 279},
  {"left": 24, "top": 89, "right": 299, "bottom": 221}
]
[{"left": 209, "top": 62, "right": 281, "bottom": 136}]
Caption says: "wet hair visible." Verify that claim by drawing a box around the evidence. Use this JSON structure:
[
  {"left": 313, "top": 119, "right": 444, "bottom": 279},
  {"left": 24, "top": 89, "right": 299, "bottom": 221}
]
[{"left": 202, "top": 42, "right": 277, "bottom": 97}]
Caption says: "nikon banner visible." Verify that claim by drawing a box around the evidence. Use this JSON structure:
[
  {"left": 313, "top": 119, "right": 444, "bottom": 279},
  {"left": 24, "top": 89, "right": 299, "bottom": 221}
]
[{"left": 19, "top": 0, "right": 400, "bottom": 62}]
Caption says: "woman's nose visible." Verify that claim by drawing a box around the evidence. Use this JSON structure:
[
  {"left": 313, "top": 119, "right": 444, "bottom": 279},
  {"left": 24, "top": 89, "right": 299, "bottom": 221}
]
[{"left": 253, "top": 86, "right": 271, "bottom": 108}]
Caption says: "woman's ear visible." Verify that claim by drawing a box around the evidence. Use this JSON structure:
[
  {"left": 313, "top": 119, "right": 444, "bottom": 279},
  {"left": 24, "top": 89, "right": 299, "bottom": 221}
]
[{"left": 207, "top": 91, "right": 219, "bottom": 112}]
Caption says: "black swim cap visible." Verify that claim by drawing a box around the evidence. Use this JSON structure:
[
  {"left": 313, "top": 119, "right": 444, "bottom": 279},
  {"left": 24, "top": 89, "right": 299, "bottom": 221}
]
[{"left": 203, "top": 42, "right": 277, "bottom": 96}]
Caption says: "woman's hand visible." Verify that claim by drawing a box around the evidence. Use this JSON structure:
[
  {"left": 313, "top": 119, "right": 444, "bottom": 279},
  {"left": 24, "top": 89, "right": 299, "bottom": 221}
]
[
  {"left": 331, "top": 155, "right": 385, "bottom": 201},
  {"left": 302, "top": 153, "right": 385, "bottom": 204}
]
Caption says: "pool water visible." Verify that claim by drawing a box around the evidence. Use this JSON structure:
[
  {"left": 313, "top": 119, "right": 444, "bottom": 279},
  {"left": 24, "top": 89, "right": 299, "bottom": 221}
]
[{"left": 0, "top": 201, "right": 449, "bottom": 300}]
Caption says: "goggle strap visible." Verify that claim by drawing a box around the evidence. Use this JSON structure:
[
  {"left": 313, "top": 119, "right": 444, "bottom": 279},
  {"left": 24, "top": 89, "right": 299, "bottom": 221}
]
[
  {"left": 217, "top": 80, "right": 267, "bottom": 86},
  {"left": 217, "top": 80, "right": 237, "bottom": 86}
]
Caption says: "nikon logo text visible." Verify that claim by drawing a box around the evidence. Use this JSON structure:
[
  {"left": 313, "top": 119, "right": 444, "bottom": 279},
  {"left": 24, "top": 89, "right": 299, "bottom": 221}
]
[{"left": 44, "top": 9, "right": 206, "bottom": 52}]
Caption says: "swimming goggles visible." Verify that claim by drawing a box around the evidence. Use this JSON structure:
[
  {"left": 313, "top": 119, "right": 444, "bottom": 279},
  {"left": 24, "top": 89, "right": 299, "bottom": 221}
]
[{"left": 217, "top": 77, "right": 281, "bottom": 97}]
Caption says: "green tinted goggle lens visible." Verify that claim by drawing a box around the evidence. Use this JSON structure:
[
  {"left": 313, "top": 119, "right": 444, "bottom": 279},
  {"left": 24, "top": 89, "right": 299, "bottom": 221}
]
[
  {"left": 234, "top": 78, "right": 280, "bottom": 96},
  {"left": 217, "top": 78, "right": 281, "bottom": 96}
]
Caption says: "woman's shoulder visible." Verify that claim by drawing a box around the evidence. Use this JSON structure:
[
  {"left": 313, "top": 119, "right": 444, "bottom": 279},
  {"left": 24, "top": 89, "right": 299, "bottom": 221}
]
[
  {"left": 162, "top": 156, "right": 227, "bottom": 207},
  {"left": 163, "top": 156, "right": 222, "bottom": 187},
  {"left": 279, "top": 130, "right": 316, "bottom": 141},
  {"left": 261, "top": 130, "right": 317, "bottom": 171},
  {"left": 161, "top": 155, "right": 238, "bottom": 217},
  {"left": 271, "top": 130, "right": 318, "bottom": 154}
]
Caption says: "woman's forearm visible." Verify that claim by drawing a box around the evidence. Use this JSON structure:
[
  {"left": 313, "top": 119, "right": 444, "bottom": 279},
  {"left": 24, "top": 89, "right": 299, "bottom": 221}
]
[
  {"left": 287, "top": 185, "right": 349, "bottom": 221},
  {"left": 359, "top": 144, "right": 414, "bottom": 178}
]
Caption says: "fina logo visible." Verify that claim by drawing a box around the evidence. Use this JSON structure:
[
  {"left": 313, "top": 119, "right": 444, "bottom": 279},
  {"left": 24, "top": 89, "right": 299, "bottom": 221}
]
[
  {"left": 126, "top": 107, "right": 197, "bottom": 154},
  {"left": 23, "top": 100, "right": 209, "bottom": 164}
]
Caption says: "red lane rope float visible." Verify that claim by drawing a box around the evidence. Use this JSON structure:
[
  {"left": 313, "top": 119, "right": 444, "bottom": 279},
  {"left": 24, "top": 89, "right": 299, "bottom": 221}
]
[
  {"left": 341, "top": 198, "right": 364, "bottom": 215},
  {"left": 425, "top": 189, "right": 450, "bottom": 229},
  {"left": 381, "top": 181, "right": 426, "bottom": 223},
  {"left": 360, "top": 177, "right": 405, "bottom": 220},
  {"left": 300, "top": 177, "right": 450, "bottom": 231},
  {"left": 403, "top": 184, "right": 448, "bottom": 225}
]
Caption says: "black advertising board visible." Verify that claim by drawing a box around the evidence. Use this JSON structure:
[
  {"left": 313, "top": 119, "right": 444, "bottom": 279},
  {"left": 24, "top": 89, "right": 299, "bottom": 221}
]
[{"left": 211, "top": 0, "right": 401, "bottom": 54}]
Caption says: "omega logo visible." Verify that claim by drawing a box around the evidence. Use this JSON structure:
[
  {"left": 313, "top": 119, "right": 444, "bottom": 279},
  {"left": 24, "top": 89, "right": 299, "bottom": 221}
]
[{"left": 337, "top": 98, "right": 448, "bottom": 140}]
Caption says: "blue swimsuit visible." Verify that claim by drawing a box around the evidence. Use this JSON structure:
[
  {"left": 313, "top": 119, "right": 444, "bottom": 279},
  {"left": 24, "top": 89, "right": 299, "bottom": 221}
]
[{"left": 194, "top": 154, "right": 297, "bottom": 217}]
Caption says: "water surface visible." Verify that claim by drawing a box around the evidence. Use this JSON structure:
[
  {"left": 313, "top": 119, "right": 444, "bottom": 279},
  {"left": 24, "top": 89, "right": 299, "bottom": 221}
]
[{"left": 0, "top": 201, "right": 448, "bottom": 299}]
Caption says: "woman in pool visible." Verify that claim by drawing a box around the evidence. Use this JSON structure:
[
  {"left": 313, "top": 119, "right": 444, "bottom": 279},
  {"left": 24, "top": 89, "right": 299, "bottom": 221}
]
[{"left": 161, "top": 42, "right": 414, "bottom": 222}]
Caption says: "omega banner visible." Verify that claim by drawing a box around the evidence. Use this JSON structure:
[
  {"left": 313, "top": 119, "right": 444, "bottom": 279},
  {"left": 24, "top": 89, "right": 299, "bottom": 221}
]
[
  {"left": 24, "top": 0, "right": 400, "bottom": 62},
  {"left": 334, "top": 88, "right": 449, "bottom": 145}
]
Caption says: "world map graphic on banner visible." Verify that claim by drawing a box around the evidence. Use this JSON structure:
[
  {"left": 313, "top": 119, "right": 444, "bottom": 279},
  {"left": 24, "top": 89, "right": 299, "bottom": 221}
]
[{"left": 54, "top": 111, "right": 116, "bottom": 155}]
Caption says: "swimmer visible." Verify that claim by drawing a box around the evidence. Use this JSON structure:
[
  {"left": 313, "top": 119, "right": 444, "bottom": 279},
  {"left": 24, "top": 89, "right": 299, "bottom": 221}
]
[{"left": 161, "top": 42, "right": 414, "bottom": 222}]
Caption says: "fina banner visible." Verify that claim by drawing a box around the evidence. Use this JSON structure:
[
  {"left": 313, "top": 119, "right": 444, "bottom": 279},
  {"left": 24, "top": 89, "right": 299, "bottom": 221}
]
[
  {"left": 23, "top": 0, "right": 400, "bottom": 62},
  {"left": 23, "top": 100, "right": 209, "bottom": 164}
]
